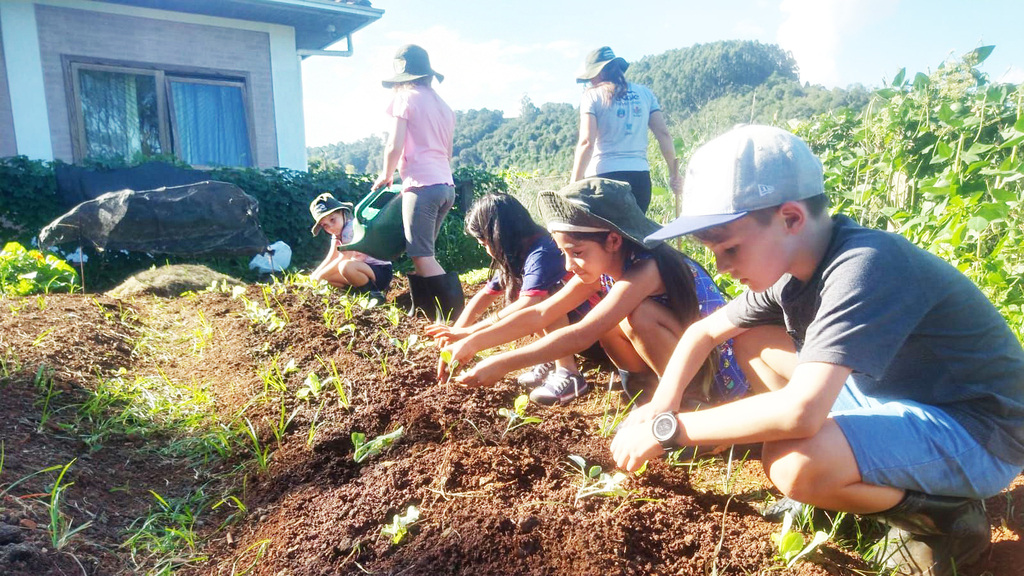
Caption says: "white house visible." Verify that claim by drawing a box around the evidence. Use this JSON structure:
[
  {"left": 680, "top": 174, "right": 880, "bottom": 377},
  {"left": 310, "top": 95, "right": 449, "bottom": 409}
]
[{"left": 0, "top": 0, "right": 383, "bottom": 170}]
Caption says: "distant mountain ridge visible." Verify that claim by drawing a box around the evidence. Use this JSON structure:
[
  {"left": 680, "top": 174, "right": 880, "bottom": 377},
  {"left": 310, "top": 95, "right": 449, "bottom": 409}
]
[{"left": 308, "top": 40, "right": 871, "bottom": 175}]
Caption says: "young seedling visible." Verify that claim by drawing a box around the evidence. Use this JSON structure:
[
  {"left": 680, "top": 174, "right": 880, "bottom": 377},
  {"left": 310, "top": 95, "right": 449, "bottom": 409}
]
[
  {"left": 351, "top": 426, "right": 404, "bottom": 464},
  {"left": 380, "top": 505, "right": 419, "bottom": 545},
  {"left": 390, "top": 333, "right": 424, "bottom": 359},
  {"left": 316, "top": 355, "right": 350, "bottom": 408},
  {"left": 771, "top": 512, "right": 830, "bottom": 567},
  {"left": 565, "top": 454, "right": 630, "bottom": 504},
  {"left": 439, "top": 350, "right": 460, "bottom": 385},
  {"left": 35, "top": 365, "right": 59, "bottom": 432},
  {"left": 497, "top": 395, "right": 542, "bottom": 438},
  {"left": 296, "top": 372, "right": 324, "bottom": 401},
  {"left": 241, "top": 418, "right": 271, "bottom": 472},
  {"left": 597, "top": 388, "right": 641, "bottom": 438},
  {"left": 47, "top": 459, "right": 93, "bottom": 550}
]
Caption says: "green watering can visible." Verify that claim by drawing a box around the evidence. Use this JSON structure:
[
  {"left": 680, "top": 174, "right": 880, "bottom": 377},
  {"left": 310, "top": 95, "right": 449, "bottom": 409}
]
[{"left": 339, "top": 185, "right": 406, "bottom": 261}]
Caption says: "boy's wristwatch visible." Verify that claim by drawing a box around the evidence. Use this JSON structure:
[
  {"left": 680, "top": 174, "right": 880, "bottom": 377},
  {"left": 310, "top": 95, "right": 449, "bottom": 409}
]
[{"left": 652, "top": 412, "right": 679, "bottom": 451}]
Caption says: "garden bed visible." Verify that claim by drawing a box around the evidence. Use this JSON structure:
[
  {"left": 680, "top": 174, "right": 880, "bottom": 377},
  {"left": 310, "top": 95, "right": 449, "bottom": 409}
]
[{"left": 0, "top": 279, "right": 1021, "bottom": 575}]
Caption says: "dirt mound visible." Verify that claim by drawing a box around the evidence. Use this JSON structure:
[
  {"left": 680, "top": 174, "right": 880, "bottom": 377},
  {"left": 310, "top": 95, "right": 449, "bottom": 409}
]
[
  {"left": 1, "top": 284, "right": 1021, "bottom": 575},
  {"left": 106, "top": 264, "right": 243, "bottom": 298}
]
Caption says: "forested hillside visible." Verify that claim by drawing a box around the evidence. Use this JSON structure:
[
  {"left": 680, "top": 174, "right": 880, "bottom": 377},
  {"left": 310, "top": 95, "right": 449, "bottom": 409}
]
[{"left": 308, "top": 40, "right": 870, "bottom": 175}]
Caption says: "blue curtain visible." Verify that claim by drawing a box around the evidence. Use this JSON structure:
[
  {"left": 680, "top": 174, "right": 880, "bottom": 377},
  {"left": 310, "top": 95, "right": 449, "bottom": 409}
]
[{"left": 170, "top": 81, "right": 251, "bottom": 167}]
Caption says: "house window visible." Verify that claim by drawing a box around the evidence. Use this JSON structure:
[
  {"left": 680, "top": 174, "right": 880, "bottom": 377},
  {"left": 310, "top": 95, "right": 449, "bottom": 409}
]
[{"left": 69, "top": 62, "right": 253, "bottom": 167}]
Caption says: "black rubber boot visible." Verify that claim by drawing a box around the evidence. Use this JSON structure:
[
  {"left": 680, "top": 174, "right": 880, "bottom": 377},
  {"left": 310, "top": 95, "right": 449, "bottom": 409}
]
[
  {"left": 869, "top": 491, "right": 989, "bottom": 576},
  {"left": 406, "top": 274, "right": 434, "bottom": 317},
  {"left": 419, "top": 272, "right": 465, "bottom": 323}
]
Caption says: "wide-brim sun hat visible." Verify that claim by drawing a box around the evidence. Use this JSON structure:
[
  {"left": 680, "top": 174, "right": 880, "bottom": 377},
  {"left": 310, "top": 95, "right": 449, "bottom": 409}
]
[
  {"left": 576, "top": 46, "right": 628, "bottom": 83},
  {"left": 538, "top": 178, "right": 663, "bottom": 248},
  {"left": 646, "top": 124, "right": 825, "bottom": 242},
  {"left": 381, "top": 44, "right": 444, "bottom": 88},
  {"left": 309, "top": 192, "right": 353, "bottom": 236}
]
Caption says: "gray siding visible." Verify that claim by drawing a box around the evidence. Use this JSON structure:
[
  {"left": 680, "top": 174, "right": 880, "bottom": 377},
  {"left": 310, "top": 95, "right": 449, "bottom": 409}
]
[{"left": 35, "top": 4, "right": 279, "bottom": 167}]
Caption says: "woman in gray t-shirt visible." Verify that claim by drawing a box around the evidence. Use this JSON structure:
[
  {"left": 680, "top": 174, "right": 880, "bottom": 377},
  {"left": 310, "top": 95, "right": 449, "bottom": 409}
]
[{"left": 570, "top": 46, "right": 681, "bottom": 212}]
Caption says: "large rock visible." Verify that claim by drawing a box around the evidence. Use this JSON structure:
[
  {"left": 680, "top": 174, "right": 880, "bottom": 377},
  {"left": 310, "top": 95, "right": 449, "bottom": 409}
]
[{"left": 106, "top": 264, "right": 244, "bottom": 298}]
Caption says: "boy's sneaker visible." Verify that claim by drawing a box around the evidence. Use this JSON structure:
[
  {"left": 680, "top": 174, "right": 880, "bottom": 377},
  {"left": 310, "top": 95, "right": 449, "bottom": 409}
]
[
  {"left": 530, "top": 368, "right": 590, "bottom": 406},
  {"left": 517, "top": 362, "right": 554, "bottom": 389}
]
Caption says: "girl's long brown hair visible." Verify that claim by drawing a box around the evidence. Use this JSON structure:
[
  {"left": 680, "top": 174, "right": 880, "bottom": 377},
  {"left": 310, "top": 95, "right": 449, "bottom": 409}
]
[
  {"left": 590, "top": 59, "right": 629, "bottom": 105},
  {"left": 562, "top": 230, "right": 719, "bottom": 395}
]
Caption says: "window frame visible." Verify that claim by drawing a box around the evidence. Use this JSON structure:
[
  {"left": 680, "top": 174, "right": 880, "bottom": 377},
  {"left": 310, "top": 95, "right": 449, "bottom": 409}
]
[{"left": 63, "top": 56, "right": 257, "bottom": 167}]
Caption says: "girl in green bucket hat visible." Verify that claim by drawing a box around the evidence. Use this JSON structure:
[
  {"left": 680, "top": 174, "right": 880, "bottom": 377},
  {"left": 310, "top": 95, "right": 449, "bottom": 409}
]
[
  {"left": 444, "top": 178, "right": 796, "bottom": 409},
  {"left": 372, "top": 44, "right": 463, "bottom": 322},
  {"left": 570, "top": 46, "right": 682, "bottom": 213}
]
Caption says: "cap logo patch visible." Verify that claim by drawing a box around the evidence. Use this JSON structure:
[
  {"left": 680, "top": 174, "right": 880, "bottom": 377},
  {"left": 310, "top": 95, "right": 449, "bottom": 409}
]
[{"left": 758, "top": 184, "right": 775, "bottom": 196}]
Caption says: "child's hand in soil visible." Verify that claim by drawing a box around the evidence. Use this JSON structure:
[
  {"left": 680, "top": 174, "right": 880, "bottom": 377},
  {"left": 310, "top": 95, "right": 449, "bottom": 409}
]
[
  {"left": 610, "top": 421, "right": 661, "bottom": 473},
  {"left": 443, "top": 338, "right": 477, "bottom": 370},
  {"left": 622, "top": 400, "right": 669, "bottom": 429},
  {"left": 454, "top": 357, "right": 503, "bottom": 388},
  {"left": 425, "top": 323, "right": 470, "bottom": 346}
]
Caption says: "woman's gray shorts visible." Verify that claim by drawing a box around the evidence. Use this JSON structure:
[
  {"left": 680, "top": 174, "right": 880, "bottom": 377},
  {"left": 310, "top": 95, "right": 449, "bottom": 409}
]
[{"left": 402, "top": 183, "right": 455, "bottom": 258}]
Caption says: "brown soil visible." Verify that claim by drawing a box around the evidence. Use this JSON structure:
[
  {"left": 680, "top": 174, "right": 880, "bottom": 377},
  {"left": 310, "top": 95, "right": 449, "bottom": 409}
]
[{"left": 1, "top": 285, "right": 1021, "bottom": 575}]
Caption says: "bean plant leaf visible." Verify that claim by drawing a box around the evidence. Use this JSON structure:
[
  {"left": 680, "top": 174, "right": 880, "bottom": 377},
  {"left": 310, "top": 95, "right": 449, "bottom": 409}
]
[{"left": 352, "top": 427, "right": 404, "bottom": 463}]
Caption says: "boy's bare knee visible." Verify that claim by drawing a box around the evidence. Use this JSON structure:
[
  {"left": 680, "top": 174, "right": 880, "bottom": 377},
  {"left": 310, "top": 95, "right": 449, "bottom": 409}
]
[{"left": 763, "top": 442, "right": 817, "bottom": 500}]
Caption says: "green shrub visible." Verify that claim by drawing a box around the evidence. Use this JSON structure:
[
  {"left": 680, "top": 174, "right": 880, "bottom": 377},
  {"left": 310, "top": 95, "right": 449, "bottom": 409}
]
[{"left": 0, "top": 241, "right": 79, "bottom": 296}]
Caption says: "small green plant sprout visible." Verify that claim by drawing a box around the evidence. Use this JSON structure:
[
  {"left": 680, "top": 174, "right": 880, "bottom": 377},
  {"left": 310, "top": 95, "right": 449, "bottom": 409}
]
[
  {"left": 497, "top": 395, "right": 542, "bottom": 438},
  {"left": 565, "top": 455, "right": 630, "bottom": 504},
  {"left": 597, "top": 387, "right": 641, "bottom": 438},
  {"left": 47, "top": 459, "right": 94, "bottom": 550},
  {"left": 385, "top": 305, "right": 402, "bottom": 327},
  {"left": 241, "top": 418, "right": 271, "bottom": 472},
  {"left": 35, "top": 365, "right": 59, "bottom": 432},
  {"left": 771, "top": 512, "right": 830, "bottom": 568},
  {"left": 439, "top": 349, "right": 460, "bottom": 384},
  {"left": 239, "top": 295, "right": 286, "bottom": 332},
  {"left": 316, "top": 355, "right": 350, "bottom": 408},
  {"left": 296, "top": 372, "right": 324, "bottom": 401},
  {"left": 390, "top": 333, "right": 427, "bottom": 359},
  {"left": 351, "top": 426, "right": 404, "bottom": 464},
  {"left": 380, "top": 505, "right": 419, "bottom": 545}
]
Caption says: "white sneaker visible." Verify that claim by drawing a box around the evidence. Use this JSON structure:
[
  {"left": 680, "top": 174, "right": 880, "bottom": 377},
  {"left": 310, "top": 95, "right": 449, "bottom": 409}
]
[
  {"left": 529, "top": 368, "right": 590, "bottom": 406},
  {"left": 516, "top": 362, "right": 554, "bottom": 389}
]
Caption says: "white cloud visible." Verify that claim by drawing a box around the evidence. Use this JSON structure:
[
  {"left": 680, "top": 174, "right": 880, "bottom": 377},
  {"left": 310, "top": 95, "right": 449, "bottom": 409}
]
[
  {"left": 302, "top": 26, "right": 584, "bottom": 146},
  {"left": 776, "top": 0, "right": 894, "bottom": 87}
]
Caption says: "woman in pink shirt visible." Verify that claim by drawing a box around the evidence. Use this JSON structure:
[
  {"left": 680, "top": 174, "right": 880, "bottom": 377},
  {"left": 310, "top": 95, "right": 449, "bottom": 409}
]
[{"left": 373, "top": 44, "right": 463, "bottom": 322}]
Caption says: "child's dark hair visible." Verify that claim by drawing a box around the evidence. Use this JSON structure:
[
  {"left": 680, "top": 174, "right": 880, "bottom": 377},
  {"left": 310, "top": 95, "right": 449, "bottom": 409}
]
[
  {"left": 465, "top": 194, "right": 547, "bottom": 300},
  {"left": 562, "top": 230, "right": 717, "bottom": 394},
  {"left": 560, "top": 231, "right": 699, "bottom": 325}
]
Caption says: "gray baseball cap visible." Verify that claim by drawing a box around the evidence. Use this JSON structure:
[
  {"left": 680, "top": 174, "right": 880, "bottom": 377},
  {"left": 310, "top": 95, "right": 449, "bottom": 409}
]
[{"left": 647, "top": 125, "right": 824, "bottom": 241}]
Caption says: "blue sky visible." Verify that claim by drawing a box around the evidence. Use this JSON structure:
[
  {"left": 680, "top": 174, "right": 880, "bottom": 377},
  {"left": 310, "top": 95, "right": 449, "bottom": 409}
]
[{"left": 301, "top": 0, "right": 1024, "bottom": 147}]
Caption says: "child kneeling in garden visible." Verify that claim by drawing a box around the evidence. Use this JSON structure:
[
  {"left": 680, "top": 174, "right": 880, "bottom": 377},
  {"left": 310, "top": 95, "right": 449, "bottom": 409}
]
[
  {"left": 448, "top": 178, "right": 794, "bottom": 408},
  {"left": 426, "top": 194, "right": 598, "bottom": 404},
  {"left": 308, "top": 193, "right": 393, "bottom": 298},
  {"left": 610, "top": 125, "right": 1024, "bottom": 576}
]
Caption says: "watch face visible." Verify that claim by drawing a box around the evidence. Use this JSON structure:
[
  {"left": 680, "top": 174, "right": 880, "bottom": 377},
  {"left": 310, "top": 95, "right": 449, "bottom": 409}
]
[{"left": 653, "top": 415, "right": 675, "bottom": 440}]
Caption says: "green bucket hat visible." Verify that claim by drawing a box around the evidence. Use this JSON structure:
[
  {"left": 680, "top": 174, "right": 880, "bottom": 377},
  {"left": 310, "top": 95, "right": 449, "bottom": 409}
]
[
  {"left": 538, "top": 178, "right": 663, "bottom": 247},
  {"left": 309, "top": 193, "right": 352, "bottom": 236},
  {"left": 575, "top": 46, "right": 628, "bottom": 83},
  {"left": 382, "top": 44, "right": 444, "bottom": 88}
]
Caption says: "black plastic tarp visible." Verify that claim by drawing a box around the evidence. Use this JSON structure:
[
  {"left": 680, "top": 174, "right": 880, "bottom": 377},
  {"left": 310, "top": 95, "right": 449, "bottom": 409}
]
[
  {"left": 54, "top": 161, "right": 210, "bottom": 209},
  {"left": 39, "top": 181, "right": 268, "bottom": 256}
]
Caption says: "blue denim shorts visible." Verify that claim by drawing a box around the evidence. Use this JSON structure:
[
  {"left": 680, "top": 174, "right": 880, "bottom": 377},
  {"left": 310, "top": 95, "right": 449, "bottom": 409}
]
[{"left": 830, "top": 378, "right": 1021, "bottom": 499}]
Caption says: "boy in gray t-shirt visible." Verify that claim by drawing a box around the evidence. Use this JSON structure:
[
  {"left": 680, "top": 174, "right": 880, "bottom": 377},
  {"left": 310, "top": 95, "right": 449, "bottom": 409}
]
[{"left": 610, "top": 125, "right": 1024, "bottom": 576}]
